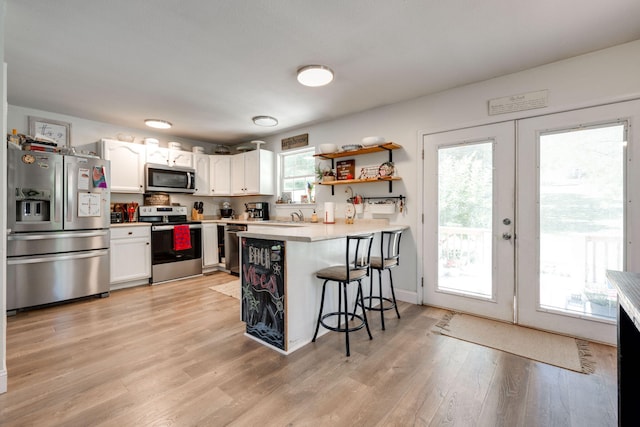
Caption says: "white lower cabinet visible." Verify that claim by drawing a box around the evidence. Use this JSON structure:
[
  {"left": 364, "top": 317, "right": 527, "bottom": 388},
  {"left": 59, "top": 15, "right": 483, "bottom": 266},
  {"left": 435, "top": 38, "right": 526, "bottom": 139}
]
[
  {"left": 110, "top": 225, "right": 151, "bottom": 289},
  {"left": 202, "top": 223, "right": 221, "bottom": 271}
]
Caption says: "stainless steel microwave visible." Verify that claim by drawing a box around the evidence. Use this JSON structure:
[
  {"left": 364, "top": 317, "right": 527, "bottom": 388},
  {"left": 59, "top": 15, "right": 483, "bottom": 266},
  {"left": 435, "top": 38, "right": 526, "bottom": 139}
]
[{"left": 145, "top": 163, "right": 196, "bottom": 193}]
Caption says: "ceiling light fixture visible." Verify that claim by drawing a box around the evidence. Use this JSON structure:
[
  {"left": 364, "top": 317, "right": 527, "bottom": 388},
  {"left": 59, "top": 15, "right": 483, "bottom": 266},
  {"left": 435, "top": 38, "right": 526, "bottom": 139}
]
[
  {"left": 252, "top": 116, "right": 278, "bottom": 127},
  {"left": 144, "top": 119, "right": 172, "bottom": 129},
  {"left": 297, "top": 65, "right": 334, "bottom": 87}
]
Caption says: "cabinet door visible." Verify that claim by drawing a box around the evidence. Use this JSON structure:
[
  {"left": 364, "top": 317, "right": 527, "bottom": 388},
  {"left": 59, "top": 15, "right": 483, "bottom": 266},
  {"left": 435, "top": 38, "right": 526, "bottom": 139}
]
[
  {"left": 210, "top": 155, "right": 231, "bottom": 195},
  {"left": 243, "top": 150, "right": 261, "bottom": 194},
  {"left": 202, "top": 224, "right": 219, "bottom": 267},
  {"left": 102, "top": 140, "right": 145, "bottom": 193},
  {"left": 110, "top": 236, "right": 151, "bottom": 284},
  {"left": 146, "top": 146, "right": 169, "bottom": 165},
  {"left": 169, "top": 151, "right": 193, "bottom": 168},
  {"left": 194, "top": 154, "right": 211, "bottom": 195},
  {"left": 231, "top": 153, "right": 246, "bottom": 194}
]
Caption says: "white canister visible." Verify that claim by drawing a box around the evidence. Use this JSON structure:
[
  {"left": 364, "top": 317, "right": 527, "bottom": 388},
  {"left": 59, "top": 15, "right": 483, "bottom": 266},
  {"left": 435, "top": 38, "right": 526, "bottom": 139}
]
[
  {"left": 324, "top": 202, "right": 335, "bottom": 224},
  {"left": 192, "top": 146, "right": 205, "bottom": 154},
  {"left": 168, "top": 141, "right": 182, "bottom": 150}
]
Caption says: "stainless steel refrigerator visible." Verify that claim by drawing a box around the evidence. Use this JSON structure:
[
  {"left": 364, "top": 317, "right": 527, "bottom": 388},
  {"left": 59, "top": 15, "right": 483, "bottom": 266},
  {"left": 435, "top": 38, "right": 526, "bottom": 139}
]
[{"left": 6, "top": 148, "right": 111, "bottom": 312}]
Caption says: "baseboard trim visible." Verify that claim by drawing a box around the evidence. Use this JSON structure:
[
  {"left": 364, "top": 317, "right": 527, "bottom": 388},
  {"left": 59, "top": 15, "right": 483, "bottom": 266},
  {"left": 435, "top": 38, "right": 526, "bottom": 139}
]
[
  {"left": 396, "top": 288, "right": 419, "bottom": 305},
  {"left": 0, "top": 368, "right": 7, "bottom": 394}
]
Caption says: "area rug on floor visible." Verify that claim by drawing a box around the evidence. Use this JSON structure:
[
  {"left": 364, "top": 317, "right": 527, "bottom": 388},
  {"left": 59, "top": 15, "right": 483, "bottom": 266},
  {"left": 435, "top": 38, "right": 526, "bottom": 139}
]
[
  {"left": 209, "top": 280, "right": 240, "bottom": 300},
  {"left": 432, "top": 312, "right": 595, "bottom": 374}
]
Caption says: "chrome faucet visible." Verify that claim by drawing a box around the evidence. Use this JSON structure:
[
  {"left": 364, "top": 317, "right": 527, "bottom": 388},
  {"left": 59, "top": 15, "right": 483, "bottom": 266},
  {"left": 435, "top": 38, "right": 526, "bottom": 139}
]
[{"left": 291, "top": 209, "right": 304, "bottom": 222}]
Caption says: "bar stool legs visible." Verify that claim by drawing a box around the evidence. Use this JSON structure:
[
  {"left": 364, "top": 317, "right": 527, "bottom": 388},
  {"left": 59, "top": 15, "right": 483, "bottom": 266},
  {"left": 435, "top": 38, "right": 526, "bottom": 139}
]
[
  {"left": 356, "top": 229, "right": 403, "bottom": 330},
  {"left": 312, "top": 233, "right": 375, "bottom": 356},
  {"left": 312, "top": 278, "right": 373, "bottom": 357}
]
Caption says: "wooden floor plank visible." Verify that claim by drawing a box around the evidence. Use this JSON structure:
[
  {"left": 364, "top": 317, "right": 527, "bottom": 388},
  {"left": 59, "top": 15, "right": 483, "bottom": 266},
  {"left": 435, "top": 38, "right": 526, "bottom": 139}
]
[{"left": 0, "top": 272, "right": 618, "bottom": 426}]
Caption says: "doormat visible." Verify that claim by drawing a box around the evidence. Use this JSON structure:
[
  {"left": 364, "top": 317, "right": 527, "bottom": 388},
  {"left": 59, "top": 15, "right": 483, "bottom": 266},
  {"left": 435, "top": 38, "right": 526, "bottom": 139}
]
[
  {"left": 432, "top": 312, "right": 595, "bottom": 374},
  {"left": 209, "top": 280, "right": 240, "bottom": 300}
]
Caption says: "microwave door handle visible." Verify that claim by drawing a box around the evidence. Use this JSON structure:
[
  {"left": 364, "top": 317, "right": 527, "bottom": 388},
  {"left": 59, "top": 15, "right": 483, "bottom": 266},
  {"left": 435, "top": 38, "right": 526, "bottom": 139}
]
[{"left": 187, "top": 172, "right": 192, "bottom": 190}]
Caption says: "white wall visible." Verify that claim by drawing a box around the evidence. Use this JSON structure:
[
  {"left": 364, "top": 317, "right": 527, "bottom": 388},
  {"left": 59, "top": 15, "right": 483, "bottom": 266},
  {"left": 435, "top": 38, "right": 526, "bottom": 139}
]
[
  {"left": 7, "top": 105, "right": 212, "bottom": 152},
  {"left": 1, "top": 0, "right": 8, "bottom": 395},
  {"left": 260, "top": 39, "right": 640, "bottom": 303}
]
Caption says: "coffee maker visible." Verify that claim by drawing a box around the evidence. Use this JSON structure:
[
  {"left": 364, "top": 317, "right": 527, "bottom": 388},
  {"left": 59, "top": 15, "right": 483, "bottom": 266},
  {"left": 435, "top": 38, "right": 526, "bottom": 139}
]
[{"left": 245, "top": 202, "right": 269, "bottom": 221}]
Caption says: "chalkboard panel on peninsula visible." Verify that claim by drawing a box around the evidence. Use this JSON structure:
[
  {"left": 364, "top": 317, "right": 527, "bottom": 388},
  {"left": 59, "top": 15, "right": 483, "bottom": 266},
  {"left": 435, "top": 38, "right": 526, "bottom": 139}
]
[{"left": 241, "top": 237, "right": 286, "bottom": 350}]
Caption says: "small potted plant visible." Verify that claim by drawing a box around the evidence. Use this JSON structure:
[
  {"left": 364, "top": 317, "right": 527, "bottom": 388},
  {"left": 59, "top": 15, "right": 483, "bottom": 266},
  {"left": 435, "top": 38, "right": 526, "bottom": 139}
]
[{"left": 316, "top": 165, "right": 335, "bottom": 182}]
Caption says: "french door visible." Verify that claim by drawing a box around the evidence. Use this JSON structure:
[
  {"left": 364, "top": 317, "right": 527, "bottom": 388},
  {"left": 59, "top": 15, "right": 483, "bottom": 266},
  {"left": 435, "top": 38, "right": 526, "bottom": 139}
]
[
  {"left": 423, "top": 122, "right": 516, "bottom": 322},
  {"left": 423, "top": 100, "right": 640, "bottom": 344},
  {"left": 517, "top": 102, "right": 639, "bottom": 344}
]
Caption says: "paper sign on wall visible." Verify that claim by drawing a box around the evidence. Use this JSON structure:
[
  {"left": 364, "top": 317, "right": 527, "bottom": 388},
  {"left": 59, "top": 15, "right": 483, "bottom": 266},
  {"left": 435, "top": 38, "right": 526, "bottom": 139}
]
[
  {"left": 78, "top": 193, "right": 101, "bottom": 217},
  {"left": 488, "top": 90, "right": 548, "bottom": 115}
]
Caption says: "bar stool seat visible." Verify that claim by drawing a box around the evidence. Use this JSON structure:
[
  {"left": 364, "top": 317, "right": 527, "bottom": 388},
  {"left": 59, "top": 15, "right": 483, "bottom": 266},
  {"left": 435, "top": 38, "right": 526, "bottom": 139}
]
[
  {"left": 312, "top": 233, "right": 374, "bottom": 357},
  {"left": 356, "top": 229, "right": 403, "bottom": 330}
]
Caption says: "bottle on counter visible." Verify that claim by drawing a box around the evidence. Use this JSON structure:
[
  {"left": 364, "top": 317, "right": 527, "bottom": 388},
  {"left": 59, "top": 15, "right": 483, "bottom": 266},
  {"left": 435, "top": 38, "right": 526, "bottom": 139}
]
[{"left": 311, "top": 209, "right": 318, "bottom": 223}]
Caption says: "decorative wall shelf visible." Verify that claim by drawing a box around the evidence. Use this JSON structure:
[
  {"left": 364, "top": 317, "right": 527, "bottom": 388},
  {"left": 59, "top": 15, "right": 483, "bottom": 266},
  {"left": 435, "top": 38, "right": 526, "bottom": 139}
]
[
  {"left": 315, "top": 142, "right": 402, "bottom": 194},
  {"left": 314, "top": 142, "right": 402, "bottom": 160}
]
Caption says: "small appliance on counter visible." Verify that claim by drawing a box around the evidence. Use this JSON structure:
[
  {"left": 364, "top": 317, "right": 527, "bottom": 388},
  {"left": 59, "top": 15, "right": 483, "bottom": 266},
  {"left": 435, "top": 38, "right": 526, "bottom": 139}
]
[
  {"left": 110, "top": 211, "right": 124, "bottom": 224},
  {"left": 220, "top": 201, "right": 234, "bottom": 219},
  {"left": 245, "top": 202, "right": 269, "bottom": 220}
]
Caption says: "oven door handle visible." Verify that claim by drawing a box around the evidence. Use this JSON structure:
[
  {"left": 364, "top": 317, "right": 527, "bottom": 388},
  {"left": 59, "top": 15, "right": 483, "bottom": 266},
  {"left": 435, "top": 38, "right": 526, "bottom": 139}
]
[{"left": 152, "top": 224, "right": 202, "bottom": 232}]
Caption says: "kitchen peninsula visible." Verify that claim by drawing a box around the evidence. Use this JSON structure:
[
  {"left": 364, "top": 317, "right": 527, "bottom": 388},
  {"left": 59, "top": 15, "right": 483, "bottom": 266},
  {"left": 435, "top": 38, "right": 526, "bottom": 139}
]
[{"left": 238, "top": 220, "right": 408, "bottom": 354}]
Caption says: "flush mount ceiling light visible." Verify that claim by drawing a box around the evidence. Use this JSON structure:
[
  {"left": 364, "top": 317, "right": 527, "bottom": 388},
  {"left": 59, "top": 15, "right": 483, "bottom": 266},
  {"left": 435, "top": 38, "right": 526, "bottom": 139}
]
[
  {"left": 144, "top": 119, "right": 172, "bottom": 129},
  {"left": 252, "top": 115, "right": 278, "bottom": 127},
  {"left": 297, "top": 65, "right": 334, "bottom": 87}
]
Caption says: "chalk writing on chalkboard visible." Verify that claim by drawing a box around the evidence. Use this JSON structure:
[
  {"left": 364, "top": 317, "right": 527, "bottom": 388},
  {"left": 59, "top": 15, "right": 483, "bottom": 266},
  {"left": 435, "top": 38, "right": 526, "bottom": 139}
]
[{"left": 241, "top": 237, "right": 286, "bottom": 350}]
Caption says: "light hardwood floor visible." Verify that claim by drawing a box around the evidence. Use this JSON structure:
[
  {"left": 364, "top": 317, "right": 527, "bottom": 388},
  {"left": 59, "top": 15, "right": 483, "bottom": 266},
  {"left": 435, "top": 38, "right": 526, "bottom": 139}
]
[{"left": 0, "top": 272, "right": 617, "bottom": 426}]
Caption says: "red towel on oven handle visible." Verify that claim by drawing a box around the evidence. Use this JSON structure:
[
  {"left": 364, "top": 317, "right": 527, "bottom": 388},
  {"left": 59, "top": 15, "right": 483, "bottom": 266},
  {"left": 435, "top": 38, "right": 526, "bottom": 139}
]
[{"left": 173, "top": 225, "right": 192, "bottom": 251}]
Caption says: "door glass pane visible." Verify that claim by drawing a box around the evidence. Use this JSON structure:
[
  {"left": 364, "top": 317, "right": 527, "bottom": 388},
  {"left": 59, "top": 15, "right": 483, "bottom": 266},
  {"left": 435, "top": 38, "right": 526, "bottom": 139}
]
[
  {"left": 438, "top": 141, "right": 493, "bottom": 298},
  {"left": 539, "top": 124, "right": 625, "bottom": 319}
]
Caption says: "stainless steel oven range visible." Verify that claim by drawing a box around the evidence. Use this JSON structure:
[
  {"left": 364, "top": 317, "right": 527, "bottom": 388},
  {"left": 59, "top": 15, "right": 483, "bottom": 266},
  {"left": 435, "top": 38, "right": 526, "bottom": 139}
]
[{"left": 138, "top": 205, "right": 202, "bottom": 284}]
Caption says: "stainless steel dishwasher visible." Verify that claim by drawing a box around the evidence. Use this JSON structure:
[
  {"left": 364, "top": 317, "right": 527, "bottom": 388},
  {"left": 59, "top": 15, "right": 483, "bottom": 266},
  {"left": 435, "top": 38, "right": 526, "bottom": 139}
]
[{"left": 225, "top": 224, "right": 247, "bottom": 275}]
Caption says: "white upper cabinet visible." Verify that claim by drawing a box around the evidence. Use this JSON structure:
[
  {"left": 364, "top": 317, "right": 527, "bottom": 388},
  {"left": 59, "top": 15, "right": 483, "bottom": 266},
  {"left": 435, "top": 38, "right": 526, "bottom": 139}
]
[
  {"left": 193, "top": 153, "right": 211, "bottom": 195},
  {"left": 146, "top": 146, "right": 170, "bottom": 165},
  {"left": 231, "top": 149, "right": 274, "bottom": 195},
  {"left": 210, "top": 155, "right": 231, "bottom": 196},
  {"left": 169, "top": 150, "right": 193, "bottom": 168},
  {"left": 100, "top": 139, "right": 145, "bottom": 193}
]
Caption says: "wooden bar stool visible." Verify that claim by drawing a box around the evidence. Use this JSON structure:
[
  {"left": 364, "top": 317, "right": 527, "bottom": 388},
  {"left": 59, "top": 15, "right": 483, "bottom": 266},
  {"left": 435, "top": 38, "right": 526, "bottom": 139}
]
[
  {"left": 312, "top": 233, "right": 374, "bottom": 356},
  {"left": 357, "top": 229, "right": 403, "bottom": 330}
]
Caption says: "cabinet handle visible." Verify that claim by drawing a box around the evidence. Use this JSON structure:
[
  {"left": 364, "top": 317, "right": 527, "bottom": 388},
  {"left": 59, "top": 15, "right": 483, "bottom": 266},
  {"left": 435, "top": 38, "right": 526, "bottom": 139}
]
[{"left": 128, "top": 231, "right": 133, "bottom": 235}]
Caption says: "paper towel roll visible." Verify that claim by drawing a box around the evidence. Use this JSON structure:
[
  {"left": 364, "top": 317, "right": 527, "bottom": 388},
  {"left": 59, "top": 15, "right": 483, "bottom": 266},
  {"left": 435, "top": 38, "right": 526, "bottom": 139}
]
[{"left": 324, "top": 202, "right": 335, "bottom": 224}]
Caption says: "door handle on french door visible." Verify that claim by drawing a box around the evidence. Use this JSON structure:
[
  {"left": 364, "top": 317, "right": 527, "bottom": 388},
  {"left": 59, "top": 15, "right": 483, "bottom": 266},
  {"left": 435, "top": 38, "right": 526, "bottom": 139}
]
[{"left": 502, "top": 232, "right": 512, "bottom": 240}]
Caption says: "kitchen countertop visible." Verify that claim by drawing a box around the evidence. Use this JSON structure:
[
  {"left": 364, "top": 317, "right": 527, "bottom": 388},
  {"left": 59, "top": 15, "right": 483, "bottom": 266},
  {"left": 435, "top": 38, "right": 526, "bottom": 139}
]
[
  {"left": 607, "top": 270, "right": 640, "bottom": 331},
  {"left": 237, "top": 220, "right": 408, "bottom": 242}
]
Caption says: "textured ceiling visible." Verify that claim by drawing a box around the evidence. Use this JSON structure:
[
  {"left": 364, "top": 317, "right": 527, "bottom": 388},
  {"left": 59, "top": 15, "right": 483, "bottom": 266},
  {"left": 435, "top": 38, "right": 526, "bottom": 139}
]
[{"left": 5, "top": 1, "right": 640, "bottom": 144}]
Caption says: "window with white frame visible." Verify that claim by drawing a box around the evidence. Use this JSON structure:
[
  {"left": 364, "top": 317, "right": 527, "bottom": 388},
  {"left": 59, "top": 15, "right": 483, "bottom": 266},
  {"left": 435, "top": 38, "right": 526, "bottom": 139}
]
[{"left": 280, "top": 147, "right": 316, "bottom": 203}]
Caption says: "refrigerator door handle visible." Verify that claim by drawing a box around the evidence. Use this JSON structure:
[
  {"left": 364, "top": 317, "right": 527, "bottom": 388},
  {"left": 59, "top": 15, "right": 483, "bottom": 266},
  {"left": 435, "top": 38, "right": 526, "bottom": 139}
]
[
  {"left": 54, "top": 159, "right": 63, "bottom": 224},
  {"left": 7, "top": 230, "right": 109, "bottom": 241},
  {"left": 67, "top": 166, "right": 74, "bottom": 223},
  {"left": 7, "top": 248, "right": 109, "bottom": 265}
]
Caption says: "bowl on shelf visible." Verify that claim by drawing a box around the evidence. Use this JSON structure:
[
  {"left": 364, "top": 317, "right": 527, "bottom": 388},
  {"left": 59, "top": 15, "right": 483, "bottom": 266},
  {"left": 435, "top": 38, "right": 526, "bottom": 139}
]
[
  {"left": 318, "top": 143, "right": 339, "bottom": 154},
  {"left": 341, "top": 144, "right": 363, "bottom": 152},
  {"left": 362, "top": 136, "right": 385, "bottom": 146}
]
